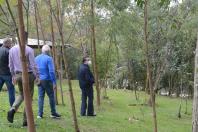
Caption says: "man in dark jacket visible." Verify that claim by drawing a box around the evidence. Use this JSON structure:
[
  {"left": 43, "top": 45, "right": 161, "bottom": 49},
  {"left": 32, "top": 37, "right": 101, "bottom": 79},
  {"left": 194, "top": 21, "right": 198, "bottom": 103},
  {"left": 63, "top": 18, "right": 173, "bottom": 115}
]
[
  {"left": 78, "top": 57, "right": 96, "bottom": 116},
  {"left": 0, "top": 38, "right": 15, "bottom": 106}
]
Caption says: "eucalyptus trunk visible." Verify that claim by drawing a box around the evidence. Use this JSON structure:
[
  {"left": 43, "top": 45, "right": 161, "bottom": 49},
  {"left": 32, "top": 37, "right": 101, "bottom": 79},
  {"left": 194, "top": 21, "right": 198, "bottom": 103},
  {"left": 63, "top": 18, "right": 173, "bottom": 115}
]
[
  {"left": 90, "top": 0, "right": 100, "bottom": 107},
  {"left": 17, "top": 0, "right": 35, "bottom": 131},
  {"left": 192, "top": 34, "right": 198, "bottom": 132},
  {"left": 144, "top": 0, "right": 158, "bottom": 131}
]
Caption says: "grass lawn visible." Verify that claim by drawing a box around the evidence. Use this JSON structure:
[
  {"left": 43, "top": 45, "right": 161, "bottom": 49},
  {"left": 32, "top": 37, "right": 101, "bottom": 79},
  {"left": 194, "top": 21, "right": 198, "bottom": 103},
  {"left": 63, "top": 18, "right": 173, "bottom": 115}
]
[{"left": 0, "top": 80, "right": 192, "bottom": 132}]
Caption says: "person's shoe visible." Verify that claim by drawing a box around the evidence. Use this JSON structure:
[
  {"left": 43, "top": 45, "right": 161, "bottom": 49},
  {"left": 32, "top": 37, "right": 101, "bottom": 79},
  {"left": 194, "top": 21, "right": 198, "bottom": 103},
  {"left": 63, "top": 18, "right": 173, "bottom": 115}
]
[
  {"left": 7, "top": 109, "right": 15, "bottom": 123},
  {"left": 87, "top": 114, "right": 96, "bottom": 117},
  {"left": 37, "top": 115, "right": 43, "bottom": 119},
  {"left": 22, "top": 121, "right": 27, "bottom": 127},
  {"left": 50, "top": 113, "right": 61, "bottom": 119}
]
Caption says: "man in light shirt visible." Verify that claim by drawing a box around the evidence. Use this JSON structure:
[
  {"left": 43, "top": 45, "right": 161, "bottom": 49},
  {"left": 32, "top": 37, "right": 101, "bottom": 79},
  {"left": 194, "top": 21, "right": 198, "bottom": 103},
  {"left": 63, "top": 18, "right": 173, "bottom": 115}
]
[{"left": 7, "top": 32, "right": 39, "bottom": 127}]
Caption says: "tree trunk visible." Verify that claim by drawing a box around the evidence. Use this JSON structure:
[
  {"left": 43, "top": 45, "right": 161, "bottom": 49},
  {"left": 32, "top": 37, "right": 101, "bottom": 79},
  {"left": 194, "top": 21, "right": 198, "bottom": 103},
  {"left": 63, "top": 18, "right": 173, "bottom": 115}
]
[
  {"left": 103, "top": 38, "right": 112, "bottom": 99},
  {"left": 36, "top": 4, "right": 46, "bottom": 44},
  {"left": 192, "top": 34, "right": 198, "bottom": 132},
  {"left": 17, "top": 0, "right": 35, "bottom": 132},
  {"left": 59, "top": 55, "right": 65, "bottom": 105},
  {"left": 49, "top": 4, "right": 58, "bottom": 105},
  {"left": 144, "top": 0, "right": 158, "bottom": 132},
  {"left": 50, "top": 0, "right": 80, "bottom": 131},
  {"left": 33, "top": 1, "right": 41, "bottom": 52},
  {"left": 60, "top": 30, "right": 80, "bottom": 132},
  {"left": 90, "top": 0, "right": 100, "bottom": 107}
]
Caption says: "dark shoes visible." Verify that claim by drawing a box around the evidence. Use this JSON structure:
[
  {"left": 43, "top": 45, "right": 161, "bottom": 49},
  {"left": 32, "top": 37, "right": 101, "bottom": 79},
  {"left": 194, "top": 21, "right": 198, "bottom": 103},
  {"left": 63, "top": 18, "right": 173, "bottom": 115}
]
[
  {"left": 81, "top": 113, "right": 96, "bottom": 117},
  {"left": 50, "top": 113, "right": 61, "bottom": 119},
  {"left": 87, "top": 114, "right": 96, "bottom": 117},
  {"left": 7, "top": 109, "right": 15, "bottom": 123}
]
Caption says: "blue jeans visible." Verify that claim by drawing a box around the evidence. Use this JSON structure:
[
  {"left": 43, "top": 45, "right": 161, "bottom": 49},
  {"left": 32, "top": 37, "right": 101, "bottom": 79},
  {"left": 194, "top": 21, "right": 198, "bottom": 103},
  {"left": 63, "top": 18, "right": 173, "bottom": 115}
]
[
  {"left": 0, "top": 75, "right": 15, "bottom": 106},
  {"left": 38, "top": 80, "right": 56, "bottom": 116}
]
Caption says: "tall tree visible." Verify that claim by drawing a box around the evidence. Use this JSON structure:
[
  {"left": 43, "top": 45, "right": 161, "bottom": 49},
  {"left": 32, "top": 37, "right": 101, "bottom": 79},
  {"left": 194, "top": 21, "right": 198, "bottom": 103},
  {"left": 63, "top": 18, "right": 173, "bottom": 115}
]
[
  {"left": 144, "top": 0, "right": 158, "bottom": 131},
  {"left": 33, "top": 1, "right": 40, "bottom": 51},
  {"left": 48, "top": 0, "right": 80, "bottom": 131},
  {"left": 17, "top": 0, "right": 35, "bottom": 132},
  {"left": 192, "top": 34, "right": 198, "bottom": 132},
  {"left": 90, "top": 0, "right": 100, "bottom": 106}
]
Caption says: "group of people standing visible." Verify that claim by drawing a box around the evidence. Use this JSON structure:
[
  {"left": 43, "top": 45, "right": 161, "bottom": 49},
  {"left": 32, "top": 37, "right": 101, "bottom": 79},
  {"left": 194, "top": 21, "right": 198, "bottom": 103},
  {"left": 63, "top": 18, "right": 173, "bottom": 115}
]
[{"left": 0, "top": 32, "right": 96, "bottom": 128}]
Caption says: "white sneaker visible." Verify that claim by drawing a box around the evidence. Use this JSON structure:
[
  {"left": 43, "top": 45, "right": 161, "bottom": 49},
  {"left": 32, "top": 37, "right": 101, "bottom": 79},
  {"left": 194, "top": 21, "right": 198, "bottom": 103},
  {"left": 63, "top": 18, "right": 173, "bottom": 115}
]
[{"left": 37, "top": 115, "right": 43, "bottom": 119}]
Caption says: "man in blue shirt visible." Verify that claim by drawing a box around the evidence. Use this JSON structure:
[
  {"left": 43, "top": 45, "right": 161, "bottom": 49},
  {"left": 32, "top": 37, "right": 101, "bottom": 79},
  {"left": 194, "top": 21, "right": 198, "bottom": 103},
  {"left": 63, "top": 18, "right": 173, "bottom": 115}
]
[
  {"left": 78, "top": 57, "right": 96, "bottom": 116},
  {"left": 35, "top": 45, "right": 60, "bottom": 119}
]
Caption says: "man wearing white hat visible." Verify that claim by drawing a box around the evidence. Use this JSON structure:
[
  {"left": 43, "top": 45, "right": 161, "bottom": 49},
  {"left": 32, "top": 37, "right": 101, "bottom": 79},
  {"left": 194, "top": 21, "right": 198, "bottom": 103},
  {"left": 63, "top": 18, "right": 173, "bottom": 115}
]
[{"left": 35, "top": 44, "right": 61, "bottom": 119}]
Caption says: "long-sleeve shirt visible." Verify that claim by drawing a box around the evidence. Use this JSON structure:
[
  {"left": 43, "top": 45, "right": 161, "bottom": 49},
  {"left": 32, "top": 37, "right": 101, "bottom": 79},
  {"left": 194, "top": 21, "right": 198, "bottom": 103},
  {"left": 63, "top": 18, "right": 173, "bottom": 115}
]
[
  {"left": 35, "top": 53, "right": 56, "bottom": 85},
  {"left": 0, "top": 46, "right": 11, "bottom": 75},
  {"left": 9, "top": 45, "right": 38, "bottom": 77},
  {"left": 78, "top": 64, "right": 95, "bottom": 89}
]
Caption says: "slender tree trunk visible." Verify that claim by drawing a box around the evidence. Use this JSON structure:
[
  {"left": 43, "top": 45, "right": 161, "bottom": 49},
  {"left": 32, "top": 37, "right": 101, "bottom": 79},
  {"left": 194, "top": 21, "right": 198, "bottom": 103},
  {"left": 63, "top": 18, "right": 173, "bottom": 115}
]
[
  {"left": 90, "top": 0, "right": 100, "bottom": 107},
  {"left": 17, "top": 0, "right": 35, "bottom": 132},
  {"left": 50, "top": 0, "right": 80, "bottom": 131},
  {"left": 178, "top": 78, "right": 183, "bottom": 118},
  {"left": 144, "top": 0, "right": 158, "bottom": 132},
  {"left": 49, "top": 4, "right": 58, "bottom": 105},
  {"left": 103, "top": 38, "right": 112, "bottom": 98},
  {"left": 23, "top": 0, "right": 29, "bottom": 32},
  {"left": 36, "top": 4, "right": 46, "bottom": 44},
  {"left": 59, "top": 56, "right": 65, "bottom": 105},
  {"left": 192, "top": 34, "right": 198, "bottom": 132},
  {"left": 33, "top": 1, "right": 40, "bottom": 52}
]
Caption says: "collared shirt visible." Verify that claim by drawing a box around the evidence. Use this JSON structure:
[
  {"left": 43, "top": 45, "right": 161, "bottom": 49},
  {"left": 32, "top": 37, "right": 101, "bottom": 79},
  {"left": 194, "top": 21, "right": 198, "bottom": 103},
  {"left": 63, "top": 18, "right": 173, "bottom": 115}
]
[
  {"left": 35, "top": 53, "right": 56, "bottom": 85},
  {"left": 0, "top": 46, "right": 11, "bottom": 75},
  {"left": 9, "top": 45, "right": 38, "bottom": 77}
]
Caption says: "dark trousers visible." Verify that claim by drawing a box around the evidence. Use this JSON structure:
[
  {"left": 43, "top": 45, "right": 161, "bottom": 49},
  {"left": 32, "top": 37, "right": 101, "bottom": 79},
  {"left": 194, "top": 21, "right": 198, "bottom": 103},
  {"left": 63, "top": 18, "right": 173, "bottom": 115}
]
[
  {"left": 38, "top": 80, "right": 56, "bottom": 116},
  {"left": 0, "top": 75, "right": 15, "bottom": 106},
  {"left": 80, "top": 87, "right": 94, "bottom": 116}
]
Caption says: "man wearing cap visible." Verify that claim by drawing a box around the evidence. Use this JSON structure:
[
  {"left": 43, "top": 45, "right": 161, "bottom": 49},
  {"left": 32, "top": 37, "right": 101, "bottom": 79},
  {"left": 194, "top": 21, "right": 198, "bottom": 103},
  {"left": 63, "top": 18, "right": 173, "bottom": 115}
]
[
  {"left": 0, "top": 38, "right": 15, "bottom": 106},
  {"left": 35, "top": 44, "right": 61, "bottom": 119}
]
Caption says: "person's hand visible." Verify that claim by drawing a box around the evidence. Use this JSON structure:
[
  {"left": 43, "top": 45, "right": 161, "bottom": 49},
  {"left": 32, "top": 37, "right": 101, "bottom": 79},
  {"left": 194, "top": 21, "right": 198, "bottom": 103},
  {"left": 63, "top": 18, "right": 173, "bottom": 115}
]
[
  {"left": 35, "top": 77, "right": 40, "bottom": 86},
  {"left": 12, "top": 77, "right": 16, "bottom": 85},
  {"left": 53, "top": 84, "right": 57, "bottom": 90}
]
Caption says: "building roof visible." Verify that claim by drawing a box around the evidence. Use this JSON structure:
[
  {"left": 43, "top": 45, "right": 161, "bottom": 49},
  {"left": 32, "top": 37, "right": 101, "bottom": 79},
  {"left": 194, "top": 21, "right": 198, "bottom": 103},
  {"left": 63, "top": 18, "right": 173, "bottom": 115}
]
[{"left": 0, "top": 38, "right": 73, "bottom": 48}]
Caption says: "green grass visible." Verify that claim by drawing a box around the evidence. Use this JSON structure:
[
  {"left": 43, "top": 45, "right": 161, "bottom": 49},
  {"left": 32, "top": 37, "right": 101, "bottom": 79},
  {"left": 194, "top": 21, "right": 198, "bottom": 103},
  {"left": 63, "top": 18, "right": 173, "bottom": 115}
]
[{"left": 0, "top": 80, "right": 192, "bottom": 132}]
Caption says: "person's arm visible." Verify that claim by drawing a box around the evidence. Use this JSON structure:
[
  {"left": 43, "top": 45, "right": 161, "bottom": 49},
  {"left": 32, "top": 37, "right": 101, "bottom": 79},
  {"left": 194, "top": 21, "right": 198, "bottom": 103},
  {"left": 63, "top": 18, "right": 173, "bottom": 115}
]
[
  {"left": 48, "top": 57, "right": 56, "bottom": 85},
  {"left": 9, "top": 49, "right": 15, "bottom": 76},
  {"left": 9, "top": 49, "right": 16, "bottom": 85},
  {"left": 28, "top": 48, "right": 39, "bottom": 78},
  {"left": 85, "top": 68, "right": 95, "bottom": 85}
]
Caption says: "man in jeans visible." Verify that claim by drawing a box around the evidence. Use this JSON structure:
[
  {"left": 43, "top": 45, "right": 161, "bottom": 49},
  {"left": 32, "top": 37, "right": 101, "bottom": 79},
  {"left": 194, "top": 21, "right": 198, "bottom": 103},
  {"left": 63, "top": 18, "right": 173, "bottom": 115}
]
[
  {"left": 7, "top": 32, "right": 39, "bottom": 127},
  {"left": 0, "top": 38, "right": 15, "bottom": 106},
  {"left": 35, "top": 44, "right": 61, "bottom": 119}
]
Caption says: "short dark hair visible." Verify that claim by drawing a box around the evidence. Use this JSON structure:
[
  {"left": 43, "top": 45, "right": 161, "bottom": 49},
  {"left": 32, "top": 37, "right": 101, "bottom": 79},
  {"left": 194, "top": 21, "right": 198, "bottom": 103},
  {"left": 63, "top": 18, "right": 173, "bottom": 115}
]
[{"left": 82, "top": 56, "right": 89, "bottom": 63}]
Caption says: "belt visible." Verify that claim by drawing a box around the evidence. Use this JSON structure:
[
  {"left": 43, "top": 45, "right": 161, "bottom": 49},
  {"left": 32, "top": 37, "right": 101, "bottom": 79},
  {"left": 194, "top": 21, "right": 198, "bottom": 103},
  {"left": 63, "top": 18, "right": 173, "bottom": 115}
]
[{"left": 15, "top": 71, "right": 33, "bottom": 74}]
